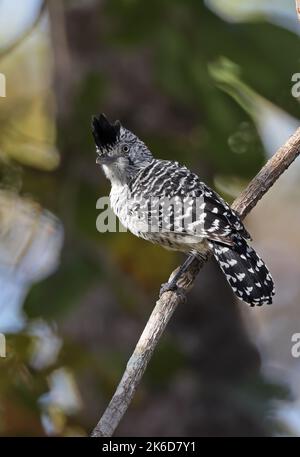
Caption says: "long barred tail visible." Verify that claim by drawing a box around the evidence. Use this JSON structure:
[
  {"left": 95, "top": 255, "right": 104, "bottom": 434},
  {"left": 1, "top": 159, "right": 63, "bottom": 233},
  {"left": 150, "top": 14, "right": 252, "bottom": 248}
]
[{"left": 209, "top": 236, "right": 275, "bottom": 306}]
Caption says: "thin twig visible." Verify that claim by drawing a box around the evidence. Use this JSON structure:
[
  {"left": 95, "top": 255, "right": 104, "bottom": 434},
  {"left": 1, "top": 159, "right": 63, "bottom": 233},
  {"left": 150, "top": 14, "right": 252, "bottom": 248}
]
[{"left": 91, "top": 127, "right": 300, "bottom": 437}]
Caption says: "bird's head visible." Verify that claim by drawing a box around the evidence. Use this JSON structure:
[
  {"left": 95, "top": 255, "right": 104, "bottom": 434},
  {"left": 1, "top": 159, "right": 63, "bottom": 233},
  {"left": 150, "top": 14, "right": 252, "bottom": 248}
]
[{"left": 92, "top": 114, "right": 153, "bottom": 185}]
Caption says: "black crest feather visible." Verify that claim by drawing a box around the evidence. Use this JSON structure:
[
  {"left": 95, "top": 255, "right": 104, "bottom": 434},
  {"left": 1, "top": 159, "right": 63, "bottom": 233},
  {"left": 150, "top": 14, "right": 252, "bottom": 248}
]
[{"left": 92, "top": 114, "right": 120, "bottom": 149}]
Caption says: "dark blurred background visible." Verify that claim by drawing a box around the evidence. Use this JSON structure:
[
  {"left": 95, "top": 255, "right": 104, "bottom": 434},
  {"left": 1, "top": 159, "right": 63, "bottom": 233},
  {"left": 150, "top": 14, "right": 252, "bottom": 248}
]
[{"left": 0, "top": 0, "right": 299, "bottom": 437}]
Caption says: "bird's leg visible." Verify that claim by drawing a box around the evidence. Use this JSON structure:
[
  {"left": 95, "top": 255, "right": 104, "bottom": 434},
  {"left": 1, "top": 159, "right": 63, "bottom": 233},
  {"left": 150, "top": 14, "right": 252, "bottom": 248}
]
[{"left": 159, "top": 254, "right": 198, "bottom": 297}]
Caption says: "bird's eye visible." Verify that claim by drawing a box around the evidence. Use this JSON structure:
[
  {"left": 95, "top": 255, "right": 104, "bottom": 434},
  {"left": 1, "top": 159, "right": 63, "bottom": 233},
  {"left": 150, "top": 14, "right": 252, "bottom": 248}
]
[{"left": 122, "top": 144, "right": 129, "bottom": 153}]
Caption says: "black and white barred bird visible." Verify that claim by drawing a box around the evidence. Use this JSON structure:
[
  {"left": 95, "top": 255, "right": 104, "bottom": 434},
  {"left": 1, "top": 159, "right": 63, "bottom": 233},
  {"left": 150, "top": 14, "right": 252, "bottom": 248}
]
[{"left": 92, "top": 113, "right": 274, "bottom": 306}]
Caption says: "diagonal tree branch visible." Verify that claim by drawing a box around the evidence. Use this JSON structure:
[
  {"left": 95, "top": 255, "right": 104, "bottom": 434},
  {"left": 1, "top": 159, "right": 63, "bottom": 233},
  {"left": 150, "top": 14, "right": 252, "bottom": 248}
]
[{"left": 91, "top": 127, "right": 300, "bottom": 437}]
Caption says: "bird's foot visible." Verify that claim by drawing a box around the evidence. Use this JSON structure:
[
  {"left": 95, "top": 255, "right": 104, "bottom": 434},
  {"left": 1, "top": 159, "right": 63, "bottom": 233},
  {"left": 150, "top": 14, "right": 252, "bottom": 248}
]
[
  {"left": 159, "top": 281, "right": 186, "bottom": 303},
  {"left": 159, "top": 281, "right": 177, "bottom": 297}
]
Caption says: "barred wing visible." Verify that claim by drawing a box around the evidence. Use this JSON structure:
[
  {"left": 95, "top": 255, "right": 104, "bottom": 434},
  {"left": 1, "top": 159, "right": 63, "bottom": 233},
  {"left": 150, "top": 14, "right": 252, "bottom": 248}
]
[{"left": 129, "top": 159, "right": 250, "bottom": 243}]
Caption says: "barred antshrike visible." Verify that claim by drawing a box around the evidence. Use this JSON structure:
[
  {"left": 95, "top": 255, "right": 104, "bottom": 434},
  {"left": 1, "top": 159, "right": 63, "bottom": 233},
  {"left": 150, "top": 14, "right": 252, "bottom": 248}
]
[{"left": 92, "top": 114, "right": 274, "bottom": 306}]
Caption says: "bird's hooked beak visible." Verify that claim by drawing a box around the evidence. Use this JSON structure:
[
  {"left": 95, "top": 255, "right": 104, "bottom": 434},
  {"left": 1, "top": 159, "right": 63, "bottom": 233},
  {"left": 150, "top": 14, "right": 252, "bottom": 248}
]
[{"left": 91, "top": 113, "right": 121, "bottom": 164}]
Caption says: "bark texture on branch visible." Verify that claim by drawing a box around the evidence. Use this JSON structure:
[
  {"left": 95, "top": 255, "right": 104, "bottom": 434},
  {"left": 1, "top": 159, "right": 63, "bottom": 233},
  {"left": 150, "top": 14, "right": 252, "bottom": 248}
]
[{"left": 91, "top": 127, "right": 300, "bottom": 437}]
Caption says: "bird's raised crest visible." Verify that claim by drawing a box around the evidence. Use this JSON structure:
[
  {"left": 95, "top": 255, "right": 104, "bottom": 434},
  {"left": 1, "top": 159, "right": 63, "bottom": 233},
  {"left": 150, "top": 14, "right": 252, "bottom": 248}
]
[{"left": 92, "top": 113, "right": 121, "bottom": 149}]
